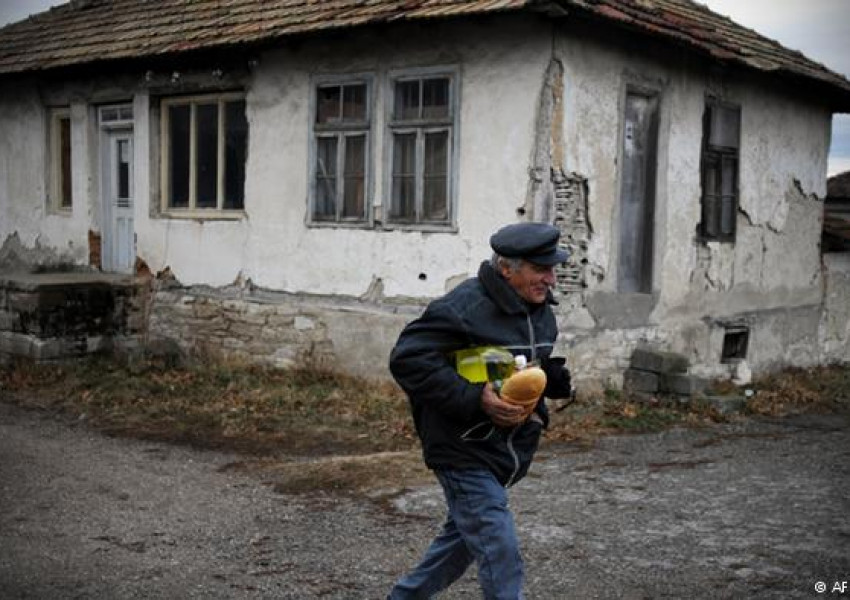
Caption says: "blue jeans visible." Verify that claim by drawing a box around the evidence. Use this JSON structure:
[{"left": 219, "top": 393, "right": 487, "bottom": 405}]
[{"left": 388, "top": 469, "right": 525, "bottom": 600}]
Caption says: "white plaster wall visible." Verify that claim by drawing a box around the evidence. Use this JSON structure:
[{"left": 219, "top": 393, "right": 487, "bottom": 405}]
[
  {"left": 127, "top": 17, "right": 551, "bottom": 297},
  {"left": 0, "top": 87, "right": 95, "bottom": 267},
  {"left": 0, "top": 15, "right": 842, "bottom": 379},
  {"left": 555, "top": 27, "right": 830, "bottom": 321}
]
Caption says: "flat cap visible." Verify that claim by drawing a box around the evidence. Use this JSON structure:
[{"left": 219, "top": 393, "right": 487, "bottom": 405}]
[{"left": 490, "top": 222, "right": 569, "bottom": 266}]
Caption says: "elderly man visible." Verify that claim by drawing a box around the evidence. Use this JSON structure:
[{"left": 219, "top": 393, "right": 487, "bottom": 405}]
[{"left": 387, "top": 222, "right": 574, "bottom": 600}]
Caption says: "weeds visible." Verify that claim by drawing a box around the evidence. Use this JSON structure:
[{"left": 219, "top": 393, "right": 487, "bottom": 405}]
[
  {"left": 2, "top": 357, "right": 848, "bottom": 495},
  {"left": 0, "top": 355, "right": 414, "bottom": 456}
]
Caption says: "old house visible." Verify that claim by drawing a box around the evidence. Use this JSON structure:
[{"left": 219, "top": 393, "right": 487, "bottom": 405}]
[{"left": 1, "top": 0, "right": 849, "bottom": 385}]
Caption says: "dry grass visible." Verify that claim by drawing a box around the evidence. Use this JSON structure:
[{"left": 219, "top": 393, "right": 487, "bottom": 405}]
[
  {"left": 746, "top": 365, "right": 850, "bottom": 416},
  {"left": 0, "top": 355, "right": 416, "bottom": 456},
  {"left": 2, "top": 357, "right": 848, "bottom": 495}
]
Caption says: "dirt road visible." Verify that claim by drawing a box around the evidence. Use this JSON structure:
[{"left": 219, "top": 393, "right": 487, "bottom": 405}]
[{"left": 1, "top": 401, "right": 848, "bottom": 599}]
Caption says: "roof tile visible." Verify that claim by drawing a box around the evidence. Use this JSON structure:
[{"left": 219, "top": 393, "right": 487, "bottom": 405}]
[{"left": 0, "top": 0, "right": 847, "bottom": 106}]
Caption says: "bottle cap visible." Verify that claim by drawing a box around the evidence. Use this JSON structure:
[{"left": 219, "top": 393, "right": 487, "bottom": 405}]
[{"left": 514, "top": 355, "right": 527, "bottom": 370}]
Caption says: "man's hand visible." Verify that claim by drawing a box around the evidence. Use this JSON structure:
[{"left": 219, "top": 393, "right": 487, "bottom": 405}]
[{"left": 480, "top": 383, "right": 526, "bottom": 427}]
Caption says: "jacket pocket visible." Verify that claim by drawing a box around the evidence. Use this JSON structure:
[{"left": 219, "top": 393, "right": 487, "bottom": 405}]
[{"left": 460, "top": 420, "right": 497, "bottom": 442}]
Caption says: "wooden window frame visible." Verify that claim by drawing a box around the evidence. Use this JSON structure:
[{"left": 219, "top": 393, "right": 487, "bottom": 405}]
[
  {"left": 700, "top": 99, "right": 741, "bottom": 242},
  {"left": 159, "top": 92, "right": 247, "bottom": 218},
  {"left": 308, "top": 75, "right": 373, "bottom": 227},
  {"left": 48, "top": 107, "right": 72, "bottom": 213},
  {"left": 385, "top": 66, "right": 458, "bottom": 231}
]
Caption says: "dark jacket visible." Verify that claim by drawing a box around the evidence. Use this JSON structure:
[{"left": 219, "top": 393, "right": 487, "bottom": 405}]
[{"left": 389, "top": 260, "right": 572, "bottom": 486}]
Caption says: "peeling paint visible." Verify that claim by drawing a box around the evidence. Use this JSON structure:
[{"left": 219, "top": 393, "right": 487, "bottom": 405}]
[
  {"left": 360, "top": 276, "right": 384, "bottom": 303},
  {"left": 526, "top": 58, "right": 565, "bottom": 222},
  {"left": 0, "top": 232, "right": 82, "bottom": 274}
]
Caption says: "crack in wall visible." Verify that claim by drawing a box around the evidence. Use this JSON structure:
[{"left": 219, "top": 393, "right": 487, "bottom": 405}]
[{"left": 524, "top": 58, "right": 599, "bottom": 299}]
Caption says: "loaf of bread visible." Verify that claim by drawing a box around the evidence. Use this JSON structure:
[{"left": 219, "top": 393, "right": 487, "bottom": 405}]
[{"left": 500, "top": 366, "right": 547, "bottom": 417}]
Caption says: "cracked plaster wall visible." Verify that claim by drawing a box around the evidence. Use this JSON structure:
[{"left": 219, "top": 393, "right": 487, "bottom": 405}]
[
  {"left": 544, "top": 22, "right": 836, "bottom": 381},
  {"left": 136, "top": 17, "right": 551, "bottom": 299},
  {"left": 0, "top": 86, "right": 96, "bottom": 271},
  {"left": 0, "top": 15, "right": 845, "bottom": 382}
]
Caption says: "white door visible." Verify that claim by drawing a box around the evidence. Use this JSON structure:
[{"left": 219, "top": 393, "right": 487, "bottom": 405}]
[{"left": 102, "top": 129, "right": 135, "bottom": 273}]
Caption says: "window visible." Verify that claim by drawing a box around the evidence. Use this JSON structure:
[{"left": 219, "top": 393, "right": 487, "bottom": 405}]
[
  {"left": 160, "top": 93, "right": 248, "bottom": 214},
  {"left": 700, "top": 100, "right": 740, "bottom": 241},
  {"left": 387, "top": 70, "right": 456, "bottom": 226},
  {"left": 310, "top": 79, "right": 370, "bottom": 223},
  {"left": 49, "top": 108, "right": 72, "bottom": 211},
  {"left": 721, "top": 325, "right": 749, "bottom": 362}
]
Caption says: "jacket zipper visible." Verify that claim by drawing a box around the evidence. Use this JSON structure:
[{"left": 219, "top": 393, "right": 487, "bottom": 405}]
[
  {"left": 505, "top": 427, "right": 521, "bottom": 487},
  {"left": 505, "top": 311, "right": 538, "bottom": 488},
  {"left": 526, "top": 313, "right": 536, "bottom": 362}
]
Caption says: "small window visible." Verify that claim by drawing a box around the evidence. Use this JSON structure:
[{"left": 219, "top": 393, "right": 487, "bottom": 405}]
[
  {"left": 160, "top": 93, "right": 248, "bottom": 215},
  {"left": 310, "top": 79, "right": 371, "bottom": 224},
  {"left": 700, "top": 100, "right": 740, "bottom": 241},
  {"left": 387, "top": 70, "right": 456, "bottom": 227},
  {"left": 721, "top": 326, "right": 749, "bottom": 362},
  {"left": 49, "top": 108, "right": 72, "bottom": 211}
]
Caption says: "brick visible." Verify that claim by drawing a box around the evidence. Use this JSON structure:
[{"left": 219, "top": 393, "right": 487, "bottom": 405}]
[
  {"left": 630, "top": 348, "right": 689, "bottom": 374},
  {"left": 623, "top": 368, "right": 659, "bottom": 393}
]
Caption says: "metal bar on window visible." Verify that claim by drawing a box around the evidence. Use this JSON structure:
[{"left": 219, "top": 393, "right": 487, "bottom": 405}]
[
  {"left": 189, "top": 103, "right": 197, "bottom": 210},
  {"left": 217, "top": 99, "right": 225, "bottom": 210}
]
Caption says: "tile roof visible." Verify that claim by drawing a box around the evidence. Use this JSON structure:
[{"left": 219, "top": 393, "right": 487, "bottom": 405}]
[{"left": 1, "top": 0, "right": 848, "bottom": 107}]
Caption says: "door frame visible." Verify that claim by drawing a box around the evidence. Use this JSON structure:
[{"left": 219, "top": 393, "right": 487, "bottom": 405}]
[{"left": 98, "top": 104, "right": 135, "bottom": 274}]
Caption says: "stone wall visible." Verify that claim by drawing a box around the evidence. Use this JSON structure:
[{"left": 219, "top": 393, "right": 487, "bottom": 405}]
[
  {"left": 147, "top": 284, "right": 414, "bottom": 378},
  {"left": 0, "top": 273, "right": 145, "bottom": 363}
]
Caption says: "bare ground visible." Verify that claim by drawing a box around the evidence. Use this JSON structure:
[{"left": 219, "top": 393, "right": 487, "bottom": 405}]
[{"left": 1, "top": 400, "right": 848, "bottom": 599}]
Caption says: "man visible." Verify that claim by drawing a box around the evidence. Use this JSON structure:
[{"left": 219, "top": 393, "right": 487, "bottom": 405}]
[{"left": 387, "top": 222, "right": 574, "bottom": 599}]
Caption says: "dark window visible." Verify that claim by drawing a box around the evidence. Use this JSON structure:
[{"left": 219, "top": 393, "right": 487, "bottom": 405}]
[
  {"left": 163, "top": 95, "right": 247, "bottom": 212},
  {"left": 388, "top": 74, "right": 453, "bottom": 225},
  {"left": 312, "top": 81, "right": 369, "bottom": 223},
  {"left": 117, "top": 139, "right": 130, "bottom": 203},
  {"left": 224, "top": 100, "right": 248, "bottom": 210},
  {"left": 721, "top": 326, "right": 749, "bottom": 362},
  {"left": 59, "top": 115, "right": 72, "bottom": 209},
  {"left": 196, "top": 103, "right": 218, "bottom": 208},
  {"left": 168, "top": 104, "right": 191, "bottom": 208},
  {"left": 700, "top": 101, "right": 740, "bottom": 241}
]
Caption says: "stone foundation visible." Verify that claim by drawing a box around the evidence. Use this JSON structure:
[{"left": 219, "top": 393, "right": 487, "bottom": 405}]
[
  {"left": 146, "top": 284, "right": 415, "bottom": 379},
  {"left": 0, "top": 272, "right": 146, "bottom": 363}
]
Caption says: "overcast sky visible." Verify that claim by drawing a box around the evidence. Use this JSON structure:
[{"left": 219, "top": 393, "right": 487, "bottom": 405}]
[{"left": 1, "top": 0, "right": 849, "bottom": 175}]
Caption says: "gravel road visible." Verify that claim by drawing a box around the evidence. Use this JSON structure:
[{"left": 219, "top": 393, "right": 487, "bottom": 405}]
[{"left": 1, "top": 401, "right": 848, "bottom": 599}]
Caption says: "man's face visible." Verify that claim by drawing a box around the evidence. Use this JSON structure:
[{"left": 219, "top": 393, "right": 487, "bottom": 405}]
[{"left": 500, "top": 260, "right": 556, "bottom": 304}]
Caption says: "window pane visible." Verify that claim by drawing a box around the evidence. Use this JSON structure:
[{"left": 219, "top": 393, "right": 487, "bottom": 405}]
[
  {"left": 168, "top": 104, "right": 190, "bottom": 208},
  {"left": 709, "top": 104, "right": 740, "bottom": 149},
  {"left": 117, "top": 139, "right": 130, "bottom": 202},
  {"left": 423, "top": 131, "right": 448, "bottom": 220},
  {"left": 720, "top": 156, "right": 737, "bottom": 235},
  {"left": 59, "top": 117, "right": 72, "bottom": 208},
  {"left": 195, "top": 103, "right": 218, "bottom": 208},
  {"left": 317, "top": 85, "right": 341, "bottom": 124},
  {"left": 342, "top": 135, "right": 365, "bottom": 219},
  {"left": 315, "top": 136, "right": 338, "bottom": 220},
  {"left": 702, "top": 154, "right": 720, "bottom": 238},
  {"left": 342, "top": 84, "right": 366, "bottom": 121},
  {"left": 391, "top": 133, "right": 416, "bottom": 219},
  {"left": 224, "top": 100, "right": 247, "bottom": 210},
  {"left": 422, "top": 78, "right": 449, "bottom": 119},
  {"left": 394, "top": 80, "right": 420, "bottom": 121}
]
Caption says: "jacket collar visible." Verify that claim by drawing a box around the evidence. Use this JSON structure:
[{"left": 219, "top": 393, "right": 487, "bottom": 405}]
[{"left": 477, "top": 260, "right": 557, "bottom": 315}]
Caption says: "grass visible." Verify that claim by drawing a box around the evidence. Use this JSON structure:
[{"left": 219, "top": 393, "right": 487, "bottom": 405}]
[
  {"left": 0, "top": 355, "right": 416, "bottom": 456},
  {"left": 2, "top": 356, "right": 848, "bottom": 495}
]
